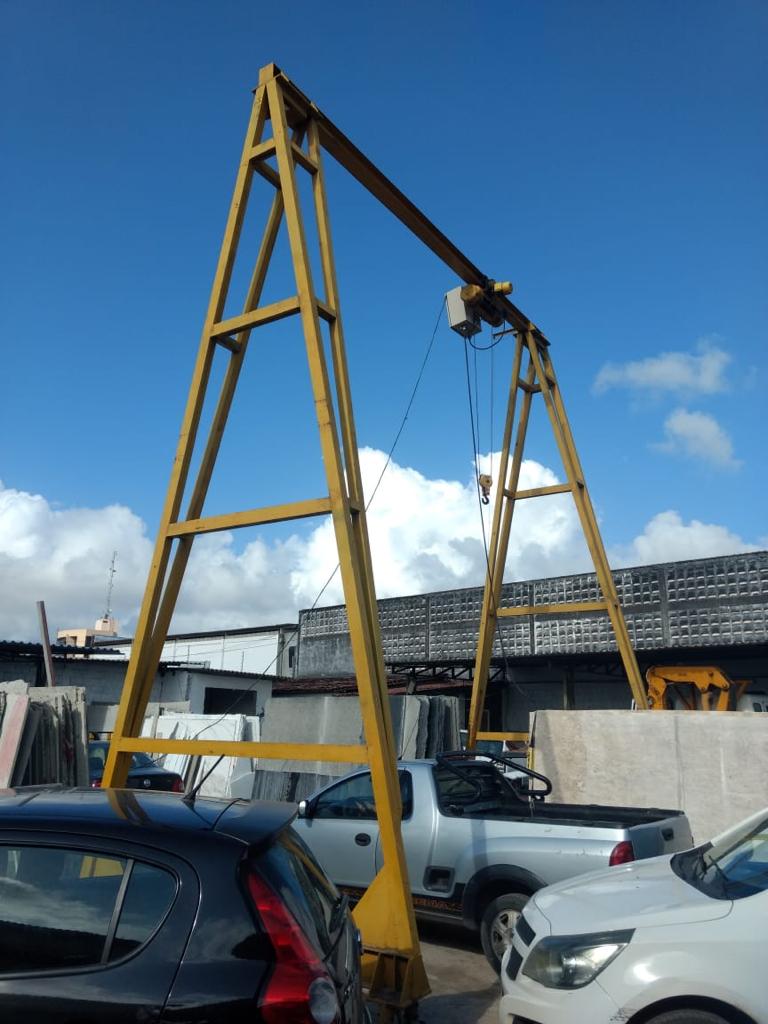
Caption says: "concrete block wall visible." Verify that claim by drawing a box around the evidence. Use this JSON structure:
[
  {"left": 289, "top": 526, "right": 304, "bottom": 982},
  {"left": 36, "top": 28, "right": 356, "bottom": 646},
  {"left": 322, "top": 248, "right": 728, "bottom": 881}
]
[{"left": 297, "top": 551, "right": 768, "bottom": 676}]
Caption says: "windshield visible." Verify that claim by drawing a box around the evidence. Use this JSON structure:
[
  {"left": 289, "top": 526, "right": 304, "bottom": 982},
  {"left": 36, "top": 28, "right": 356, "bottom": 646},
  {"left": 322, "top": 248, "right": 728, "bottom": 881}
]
[
  {"left": 89, "top": 744, "right": 156, "bottom": 774},
  {"left": 474, "top": 739, "right": 504, "bottom": 755},
  {"left": 673, "top": 812, "right": 768, "bottom": 899}
]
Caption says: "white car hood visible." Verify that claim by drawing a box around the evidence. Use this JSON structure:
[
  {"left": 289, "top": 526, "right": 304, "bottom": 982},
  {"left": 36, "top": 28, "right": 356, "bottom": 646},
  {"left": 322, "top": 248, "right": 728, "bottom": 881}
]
[{"left": 533, "top": 855, "right": 732, "bottom": 933}]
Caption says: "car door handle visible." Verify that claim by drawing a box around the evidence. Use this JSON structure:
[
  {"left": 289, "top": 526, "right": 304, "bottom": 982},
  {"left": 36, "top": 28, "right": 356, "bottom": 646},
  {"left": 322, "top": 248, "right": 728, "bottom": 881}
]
[{"left": 355, "top": 833, "right": 371, "bottom": 846}]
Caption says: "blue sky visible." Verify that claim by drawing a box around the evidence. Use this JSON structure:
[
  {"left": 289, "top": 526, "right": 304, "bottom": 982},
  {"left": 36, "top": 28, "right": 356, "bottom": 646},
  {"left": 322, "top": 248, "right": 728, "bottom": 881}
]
[{"left": 1, "top": 1, "right": 766, "bottom": 636}]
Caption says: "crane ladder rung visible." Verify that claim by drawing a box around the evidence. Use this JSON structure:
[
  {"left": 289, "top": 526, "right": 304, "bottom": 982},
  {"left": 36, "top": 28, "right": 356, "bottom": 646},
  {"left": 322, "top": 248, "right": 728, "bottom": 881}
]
[
  {"left": 249, "top": 138, "right": 318, "bottom": 175},
  {"left": 210, "top": 296, "right": 336, "bottom": 345},
  {"left": 497, "top": 600, "right": 608, "bottom": 617}
]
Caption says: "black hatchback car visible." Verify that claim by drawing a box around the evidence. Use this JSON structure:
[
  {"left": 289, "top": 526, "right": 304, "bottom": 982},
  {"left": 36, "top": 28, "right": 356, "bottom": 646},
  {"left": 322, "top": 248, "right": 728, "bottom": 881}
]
[
  {"left": 0, "top": 787, "right": 365, "bottom": 1023},
  {"left": 88, "top": 741, "right": 184, "bottom": 792}
]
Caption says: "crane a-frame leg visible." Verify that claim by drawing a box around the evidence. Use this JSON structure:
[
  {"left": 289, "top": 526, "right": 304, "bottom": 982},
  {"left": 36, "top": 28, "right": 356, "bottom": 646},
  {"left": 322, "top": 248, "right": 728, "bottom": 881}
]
[
  {"left": 467, "top": 327, "right": 648, "bottom": 749},
  {"left": 102, "top": 66, "right": 428, "bottom": 1011}
]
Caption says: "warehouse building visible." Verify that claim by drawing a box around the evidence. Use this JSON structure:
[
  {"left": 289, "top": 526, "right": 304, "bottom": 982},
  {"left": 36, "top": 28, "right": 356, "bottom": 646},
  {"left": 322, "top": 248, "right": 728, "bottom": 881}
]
[{"left": 296, "top": 551, "right": 768, "bottom": 731}]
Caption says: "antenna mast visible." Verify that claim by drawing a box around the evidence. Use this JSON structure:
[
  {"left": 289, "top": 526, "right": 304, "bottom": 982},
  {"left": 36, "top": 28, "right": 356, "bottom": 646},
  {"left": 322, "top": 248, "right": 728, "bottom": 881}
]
[{"left": 104, "top": 550, "right": 118, "bottom": 619}]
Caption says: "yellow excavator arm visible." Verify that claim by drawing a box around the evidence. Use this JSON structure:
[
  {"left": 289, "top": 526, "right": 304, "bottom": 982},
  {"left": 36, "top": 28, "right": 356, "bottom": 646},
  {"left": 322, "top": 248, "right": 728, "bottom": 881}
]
[{"left": 645, "top": 665, "right": 750, "bottom": 711}]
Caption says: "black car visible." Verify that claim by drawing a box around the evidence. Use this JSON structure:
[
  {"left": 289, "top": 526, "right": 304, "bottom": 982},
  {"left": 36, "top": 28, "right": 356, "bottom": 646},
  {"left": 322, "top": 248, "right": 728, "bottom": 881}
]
[
  {"left": 0, "top": 787, "right": 365, "bottom": 1023},
  {"left": 88, "top": 740, "right": 184, "bottom": 792}
]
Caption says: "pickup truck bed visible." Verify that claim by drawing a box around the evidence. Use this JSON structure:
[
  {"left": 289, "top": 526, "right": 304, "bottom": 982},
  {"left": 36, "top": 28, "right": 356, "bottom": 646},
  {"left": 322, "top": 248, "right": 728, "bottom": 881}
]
[{"left": 294, "top": 756, "right": 694, "bottom": 971}]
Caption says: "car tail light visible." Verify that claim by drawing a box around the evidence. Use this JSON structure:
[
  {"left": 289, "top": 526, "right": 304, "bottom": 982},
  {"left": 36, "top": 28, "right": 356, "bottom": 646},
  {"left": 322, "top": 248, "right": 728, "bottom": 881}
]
[
  {"left": 609, "top": 840, "right": 635, "bottom": 866},
  {"left": 171, "top": 776, "right": 184, "bottom": 793},
  {"left": 247, "top": 871, "right": 340, "bottom": 1024},
  {"left": 90, "top": 780, "right": 101, "bottom": 789}
]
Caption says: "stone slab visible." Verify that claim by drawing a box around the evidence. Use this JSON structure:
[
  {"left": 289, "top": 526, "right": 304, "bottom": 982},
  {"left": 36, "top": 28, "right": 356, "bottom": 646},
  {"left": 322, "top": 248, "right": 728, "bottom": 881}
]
[{"left": 530, "top": 708, "right": 768, "bottom": 842}]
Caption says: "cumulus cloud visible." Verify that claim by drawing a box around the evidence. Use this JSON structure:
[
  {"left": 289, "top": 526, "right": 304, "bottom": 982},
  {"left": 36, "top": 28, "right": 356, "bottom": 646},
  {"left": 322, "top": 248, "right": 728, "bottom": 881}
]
[
  {"left": 653, "top": 408, "right": 740, "bottom": 469},
  {"left": 0, "top": 482, "right": 153, "bottom": 640},
  {"left": 0, "top": 452, "right": 760, "bottom": 641},
  {"left": 611, "top": 510, "right": 759, "bottom": 566},
  {"left": 293, "top": 449, "right": 584, "bottom": 608},
  {"left": 593, "top": 338, "right": 731, "bottom": 396}
]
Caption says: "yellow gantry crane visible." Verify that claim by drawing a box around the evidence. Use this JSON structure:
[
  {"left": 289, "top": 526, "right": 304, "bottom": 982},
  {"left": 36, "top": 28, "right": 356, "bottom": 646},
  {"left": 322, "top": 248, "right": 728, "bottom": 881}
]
[
  {"left": 464, "top": 300, "right": 649, "bottom": 751},
  {"left": 99, "top": 62, "right": 633, "bottom": 1014}
]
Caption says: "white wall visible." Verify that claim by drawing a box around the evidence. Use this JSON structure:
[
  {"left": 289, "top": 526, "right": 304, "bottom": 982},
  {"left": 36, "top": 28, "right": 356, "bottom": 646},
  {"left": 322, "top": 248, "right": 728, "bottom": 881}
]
[{"left": 108, "top": 629, "right": 291, "bottom": 675}]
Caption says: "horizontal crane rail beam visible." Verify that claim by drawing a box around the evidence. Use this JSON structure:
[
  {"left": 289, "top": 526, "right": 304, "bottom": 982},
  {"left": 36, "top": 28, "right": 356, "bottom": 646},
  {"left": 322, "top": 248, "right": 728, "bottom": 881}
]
[{"left": 263, "top": 65, "right": 547, "bottom": 344}]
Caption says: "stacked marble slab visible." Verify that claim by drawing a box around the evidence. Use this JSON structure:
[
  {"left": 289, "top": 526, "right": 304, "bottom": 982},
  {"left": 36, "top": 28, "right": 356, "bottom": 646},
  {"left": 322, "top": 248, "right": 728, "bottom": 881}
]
[
  {"left": 140, "top": 712, "right": 260, "bottom": 799},
  {"left": 0, "top": 681, "right": 88, "bottom": 787},
  {"left": 251, "top": 693, "right": 461, "bottom": 803}
]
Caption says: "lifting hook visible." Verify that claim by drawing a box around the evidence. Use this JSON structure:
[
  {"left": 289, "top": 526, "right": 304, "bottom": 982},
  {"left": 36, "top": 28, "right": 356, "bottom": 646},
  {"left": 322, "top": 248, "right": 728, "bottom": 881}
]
[{"left": 478, "top": 473, "right": 492, "bottom": 505}]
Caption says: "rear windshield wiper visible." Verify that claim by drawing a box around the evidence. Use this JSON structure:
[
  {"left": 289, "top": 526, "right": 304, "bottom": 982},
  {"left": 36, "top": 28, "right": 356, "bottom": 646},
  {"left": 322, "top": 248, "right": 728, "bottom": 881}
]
[
  {"left": 329, "top": 890, "right": 350, "bottom": 934},
  {"left": 323, "top": 892, "right": 351, "bottom": 967}
]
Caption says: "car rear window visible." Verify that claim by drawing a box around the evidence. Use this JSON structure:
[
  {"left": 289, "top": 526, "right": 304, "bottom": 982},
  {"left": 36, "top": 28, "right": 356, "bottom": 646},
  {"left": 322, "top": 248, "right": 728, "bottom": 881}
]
[
  {"left": 254, "top": 828, "right": 340, "bottom": 957},
  {"left": 0, "top": 845, "right": 176, "bottom": 973},
  {"left": 109, "top": 860, "right": 177, "bottom": 960},
  {"left": 433, "top": 762, "right": 521, "bottom": 815}
]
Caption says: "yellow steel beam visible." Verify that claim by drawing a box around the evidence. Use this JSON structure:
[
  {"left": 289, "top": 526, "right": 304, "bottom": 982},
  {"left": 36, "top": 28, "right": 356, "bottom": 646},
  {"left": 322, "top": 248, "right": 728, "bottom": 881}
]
[
  {"left": 116, "top": 737, "right": 367, "bottom": 763},
  {"left": 468, "top": 321, "right": 648, "bottom": 746},
  {"left": 102, "top": 83, "right": 271, "bottom": 788},
  {"left": 262, "top": 63, "right": 546, "bottom": 346},
  {"left": 509, "top": 483, "right": 573, "bottom": 500},
  {"left": 497, "top": 600, "right": 608, "bottom": 617},
  {"left": 167, "top": 497, "right": 332, "bottom": 537},
  {"left": 249, "top": 138, "right": 277, "bottom": 162},
  {"left": 248, "top": 138, "right": 318, "bottom": 175},
  {"left": 254, "top": 161, "right": 281, "bottom": 188},
  {"left": 268, "top": 82, "right": 427, "bottom": 1002},
  {"left": 316, "top": 298, "right": 337, "bottom": 322},
  {"left": 210, "top": 296, "right": 302, "bottom": 336},
  {"left": 525, "top": 334, "right": 648, "bottom": 708},
  {"left": 476, "top": 731, "right": 529, "bottom": 743},
  {"left": 305, "top": 117, "right": 426, "bottom": 1000},
  {"left": 110, "top": 128, "right": 304, "bottom": 743}
]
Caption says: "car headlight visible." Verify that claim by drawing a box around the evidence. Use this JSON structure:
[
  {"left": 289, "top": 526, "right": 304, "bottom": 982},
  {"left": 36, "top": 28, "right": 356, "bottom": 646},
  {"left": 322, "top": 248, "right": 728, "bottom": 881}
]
[{"left": 522, "top": 930, "right": 633, "bottom": 989}]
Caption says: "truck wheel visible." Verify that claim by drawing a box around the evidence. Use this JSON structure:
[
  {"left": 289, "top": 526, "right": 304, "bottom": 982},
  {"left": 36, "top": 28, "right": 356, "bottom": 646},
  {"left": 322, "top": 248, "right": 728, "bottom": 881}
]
[
  {"left": 646, "top": 1012, "right": 730, "bottom": 1024},
  {"left": 479, "top": 892, "right": 528, "bottom": 973}
]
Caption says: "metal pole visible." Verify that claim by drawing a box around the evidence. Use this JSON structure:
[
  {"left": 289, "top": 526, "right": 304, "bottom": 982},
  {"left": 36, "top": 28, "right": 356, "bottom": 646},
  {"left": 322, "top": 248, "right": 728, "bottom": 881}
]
[{"left": 36, "top": 600, "right": 56, "bottom": 687}]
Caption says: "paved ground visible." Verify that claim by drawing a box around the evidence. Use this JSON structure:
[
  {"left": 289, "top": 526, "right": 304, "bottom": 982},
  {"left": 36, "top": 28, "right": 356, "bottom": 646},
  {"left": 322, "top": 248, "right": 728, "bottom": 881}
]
[{"left": 416, "top": 920, "right": 500, "bottom": 1023}]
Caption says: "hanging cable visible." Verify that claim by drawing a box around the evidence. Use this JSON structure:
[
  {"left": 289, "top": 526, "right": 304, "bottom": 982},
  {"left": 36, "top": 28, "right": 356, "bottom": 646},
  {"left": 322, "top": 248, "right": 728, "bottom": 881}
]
[
  {"left": 462, "top": 332, "right": 535, "bottom": 709},
  {"left": 490, "top": 339, "right": 495, "bottom": 485}
]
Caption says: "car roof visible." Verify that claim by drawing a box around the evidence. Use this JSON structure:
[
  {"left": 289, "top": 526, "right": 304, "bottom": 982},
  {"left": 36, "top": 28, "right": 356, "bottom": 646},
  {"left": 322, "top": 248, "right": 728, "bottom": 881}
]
[{"left": 0, "top": 787, "right": 295, "bottom": 849}]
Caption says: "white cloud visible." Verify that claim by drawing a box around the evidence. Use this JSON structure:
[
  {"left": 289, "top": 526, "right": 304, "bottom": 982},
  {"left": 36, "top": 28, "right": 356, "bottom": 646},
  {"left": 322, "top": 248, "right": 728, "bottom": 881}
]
[
  {"left": 293, "top": 449, "right": 585, "bottom": 608},
  {"left": 611, "top": 510, "right": 759, "bottom": 566},
  {"left": 593, "top": 338, "right": 731, "bottom": 396},
  {"left": 0, "top": 482, "right": 153, "bottom": 639},
  {"left": 0, "top": 455, "right": 761, "bottom": 641},
  {"left": 654, "top": 408, "right": 740, "bottom": 469},
  {"left": 0, "top": 458, "right": 582, "bottom": 640}
]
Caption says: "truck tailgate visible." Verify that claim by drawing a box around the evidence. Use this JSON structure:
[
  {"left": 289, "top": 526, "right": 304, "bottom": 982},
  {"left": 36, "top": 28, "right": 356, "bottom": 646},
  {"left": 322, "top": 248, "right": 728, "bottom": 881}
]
[{"left": 629, "top": 812, "right": 694, "bottom": 858}]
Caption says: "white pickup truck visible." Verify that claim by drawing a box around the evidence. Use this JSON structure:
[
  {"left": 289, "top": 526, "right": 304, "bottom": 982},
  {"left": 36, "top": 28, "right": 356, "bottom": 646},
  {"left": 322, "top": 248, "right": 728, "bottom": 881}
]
[
  {"left": 500, "top": 806, "right": 768, "bottom": 1024},
  {"left": 295, "top": 752, "right": 693, "bottom": 971}
]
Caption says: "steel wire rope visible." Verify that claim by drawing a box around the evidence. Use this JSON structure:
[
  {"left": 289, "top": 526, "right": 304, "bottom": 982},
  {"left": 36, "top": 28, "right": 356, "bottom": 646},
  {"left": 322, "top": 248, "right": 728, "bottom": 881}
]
[
  {"left": 462, "top": 336, "right": 535, "bottom": 708},
  {"left": 141, "top": 298, "right": 448, "bottom": 767}
]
